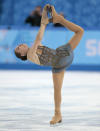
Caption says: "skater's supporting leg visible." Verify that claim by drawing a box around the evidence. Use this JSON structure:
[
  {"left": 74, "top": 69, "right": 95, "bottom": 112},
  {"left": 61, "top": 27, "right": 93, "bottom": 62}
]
[{"left": 50, "top": 70, "right": 65, "bottom": 124}]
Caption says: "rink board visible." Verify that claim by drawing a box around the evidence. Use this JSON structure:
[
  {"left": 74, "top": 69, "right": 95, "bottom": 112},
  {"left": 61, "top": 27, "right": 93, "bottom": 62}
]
[{"left": 0, "top": 28, "right": 100, "bottom": 70}]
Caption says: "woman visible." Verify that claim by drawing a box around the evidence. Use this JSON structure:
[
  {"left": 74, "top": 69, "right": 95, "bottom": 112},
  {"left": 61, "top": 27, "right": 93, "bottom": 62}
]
[{"left": 15, "top": 4, "right": 84, "bottom": 125}]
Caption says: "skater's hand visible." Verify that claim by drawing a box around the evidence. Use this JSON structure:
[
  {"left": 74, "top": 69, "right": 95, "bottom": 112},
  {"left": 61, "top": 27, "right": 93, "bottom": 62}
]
[
  {"left": 41, "top": 4, "right": 51, "bottom": 25},
  {"left": 44, "top": 4, "right": 51, "bottom": 11},
  {"left": 51, "top": 6, "right": 62, "bottom": 24}
]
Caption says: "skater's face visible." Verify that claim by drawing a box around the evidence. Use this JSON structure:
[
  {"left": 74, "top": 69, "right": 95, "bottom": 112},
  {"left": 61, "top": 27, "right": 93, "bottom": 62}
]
[{"left": 15, "top": 44, "right": 29, "bottom": 56}]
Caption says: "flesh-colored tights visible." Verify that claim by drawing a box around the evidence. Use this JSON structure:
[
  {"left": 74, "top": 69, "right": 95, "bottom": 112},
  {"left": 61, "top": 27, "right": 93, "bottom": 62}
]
[{"left": 50, "top": 70, "right": 65, "bottom": 124}]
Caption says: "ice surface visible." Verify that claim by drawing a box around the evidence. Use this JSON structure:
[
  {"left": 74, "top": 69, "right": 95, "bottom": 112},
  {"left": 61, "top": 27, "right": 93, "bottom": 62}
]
[{"left": 0, "top": 71, "right": 100, "bottom": 131}]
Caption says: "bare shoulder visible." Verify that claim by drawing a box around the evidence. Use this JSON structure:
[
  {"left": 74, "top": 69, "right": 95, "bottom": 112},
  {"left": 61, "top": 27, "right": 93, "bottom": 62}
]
[
  {"left": 27, "top": 42, "right": 43, "bottom": 57},
  {"left": 27, "top": 47, "right": 41, "bottom": 65}
]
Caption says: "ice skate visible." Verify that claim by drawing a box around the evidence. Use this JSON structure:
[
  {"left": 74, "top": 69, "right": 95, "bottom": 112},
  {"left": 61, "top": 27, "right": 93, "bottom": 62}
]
[{"left": 50, "top": 115, "right": 62, "bottom": 125}]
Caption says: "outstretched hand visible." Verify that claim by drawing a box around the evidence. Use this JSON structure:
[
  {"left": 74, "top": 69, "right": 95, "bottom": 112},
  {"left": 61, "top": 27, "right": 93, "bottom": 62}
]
[
  {"left": 50, "top": 6, "right": 61, "bottom": 24},
  {"left": 41, "top": 5, "right": 62, "bottom": 25},
  {"left": 41, "top": 4, "right": 51, "bottom": 25}
]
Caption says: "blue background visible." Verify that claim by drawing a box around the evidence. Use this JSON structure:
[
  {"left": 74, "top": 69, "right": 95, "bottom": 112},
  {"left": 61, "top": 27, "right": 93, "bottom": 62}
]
[{"left": 0, "top": 28, "right": 100, "bottom": 70}]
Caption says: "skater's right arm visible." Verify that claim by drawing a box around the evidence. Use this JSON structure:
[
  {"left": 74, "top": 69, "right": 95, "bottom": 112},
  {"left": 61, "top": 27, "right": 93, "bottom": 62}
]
[
  {"left": 51, "top": 6, "right": 84, "bottom": 50},
  {"left": 27, "top": 24, "right": 46, "bottom": 65},
  {"left": 32, "top": 24, "right": 46, "bottom": 51},
  {"left": 31, "top": 5, "right": 50, "bottom": 52},
  {"left": 27, "top": 5, "right": 50, "bottom": 65}
]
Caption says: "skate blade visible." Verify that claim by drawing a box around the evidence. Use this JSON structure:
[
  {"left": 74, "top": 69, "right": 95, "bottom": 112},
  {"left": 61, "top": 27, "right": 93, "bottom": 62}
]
[
  {"left": 50, "top": 119, "right": 62, "bottom": 126},
  {"left": 58, "top": 119, "right": 62, "bottom": 123}
]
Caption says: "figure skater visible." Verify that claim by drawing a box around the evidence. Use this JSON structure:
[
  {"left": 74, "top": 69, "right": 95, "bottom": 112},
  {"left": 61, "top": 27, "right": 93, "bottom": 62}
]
[{"left": 14, "top": 4, "right": 84, "bottom": 125}]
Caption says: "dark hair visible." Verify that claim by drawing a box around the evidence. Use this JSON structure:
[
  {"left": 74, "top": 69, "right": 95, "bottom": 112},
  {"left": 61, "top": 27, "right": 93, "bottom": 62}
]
[{"left": 14, "top": 49, "right": 27, "bottom": 61}]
